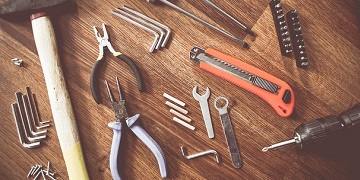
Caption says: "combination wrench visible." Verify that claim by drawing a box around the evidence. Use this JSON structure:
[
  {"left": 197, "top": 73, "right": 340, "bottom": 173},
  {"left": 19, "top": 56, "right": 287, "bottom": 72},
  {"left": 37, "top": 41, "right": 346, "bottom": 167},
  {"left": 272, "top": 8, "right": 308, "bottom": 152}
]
[
  {"left": 192, "top": 86, "right": 214, "bottom": 138},
  {"left": 214, "top": 96, "right": 242, "bottom": 168}
]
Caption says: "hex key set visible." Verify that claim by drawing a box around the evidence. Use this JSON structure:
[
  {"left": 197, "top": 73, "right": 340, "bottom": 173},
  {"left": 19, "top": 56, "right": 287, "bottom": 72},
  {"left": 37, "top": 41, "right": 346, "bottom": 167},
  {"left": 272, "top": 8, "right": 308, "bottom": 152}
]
[
  {"left": 111, "top": 6, "right": 171, "bottom": 53},
  {"left": 11, "top": 87, "right": 51, "bottom": 148}
]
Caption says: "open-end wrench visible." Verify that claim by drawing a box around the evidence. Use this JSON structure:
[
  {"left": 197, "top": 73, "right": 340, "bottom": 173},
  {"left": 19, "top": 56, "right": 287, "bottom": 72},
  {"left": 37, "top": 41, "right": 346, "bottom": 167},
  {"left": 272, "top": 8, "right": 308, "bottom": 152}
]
[{"left": 192, "top": 86, "right": 214, "bottom": 138}]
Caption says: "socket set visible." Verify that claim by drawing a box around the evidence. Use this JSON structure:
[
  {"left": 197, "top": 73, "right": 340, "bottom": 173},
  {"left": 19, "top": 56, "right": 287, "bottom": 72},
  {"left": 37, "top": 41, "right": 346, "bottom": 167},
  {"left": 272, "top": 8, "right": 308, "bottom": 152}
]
[
  {"left": 269, "top": 0, "right": 292, "bottom": 56},
  {"left": 286, "top": 10, "right": 308, "bottom": 68}
]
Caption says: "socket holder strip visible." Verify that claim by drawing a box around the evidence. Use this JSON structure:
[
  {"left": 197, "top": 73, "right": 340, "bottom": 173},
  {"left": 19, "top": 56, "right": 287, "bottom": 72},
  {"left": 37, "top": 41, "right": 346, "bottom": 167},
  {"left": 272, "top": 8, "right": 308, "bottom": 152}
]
[
  {"left": 286, "top": 10, "right": 308, "bottom": 68},
  {"left": 269, "top": 0, "right": 292, "bottom": 56}
]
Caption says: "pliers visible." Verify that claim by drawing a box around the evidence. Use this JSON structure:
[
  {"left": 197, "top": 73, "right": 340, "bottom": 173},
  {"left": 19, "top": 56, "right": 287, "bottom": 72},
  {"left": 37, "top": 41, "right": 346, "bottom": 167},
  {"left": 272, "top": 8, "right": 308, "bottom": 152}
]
[
  {"left": 90, "top": 23, "right": 145, "bottom": 104},
  {"left": 105, "top": 77, "right": 167, "bottom": 180}
]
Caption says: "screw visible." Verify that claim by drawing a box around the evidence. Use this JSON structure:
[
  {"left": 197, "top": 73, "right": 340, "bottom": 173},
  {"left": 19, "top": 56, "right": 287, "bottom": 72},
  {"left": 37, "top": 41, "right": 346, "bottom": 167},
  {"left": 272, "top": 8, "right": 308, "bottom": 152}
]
[{"left": 11, "top": 58, "right": 23, "bottom": 67}]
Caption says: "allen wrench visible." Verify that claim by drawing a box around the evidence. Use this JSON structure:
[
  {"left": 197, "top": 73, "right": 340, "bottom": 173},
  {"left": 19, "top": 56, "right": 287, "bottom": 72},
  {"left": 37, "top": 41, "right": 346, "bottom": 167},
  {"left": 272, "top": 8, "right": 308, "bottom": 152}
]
[
  {"left": 111, "top": 10, "right": 160, "bottom": 53},
  {"left": 115, "top": 8, "right": 165, "bottom": 50},
  {"left": 26, "top": 87, "right": 51, "bottom": 128},
  {"left": 121, "top": 5, "right": 172, "bottom": 48},
  {"left": 15, "top": 92, "right": 47, "bottom": 142},
  {"left": 11, "top": 103, "right": 41, "bottom": 148},
  {"left": 22, "top": 95, "right": 47, "bottom": 135},
  {"left": 180, "top": 146, "right": 220, "bottom": 163}
]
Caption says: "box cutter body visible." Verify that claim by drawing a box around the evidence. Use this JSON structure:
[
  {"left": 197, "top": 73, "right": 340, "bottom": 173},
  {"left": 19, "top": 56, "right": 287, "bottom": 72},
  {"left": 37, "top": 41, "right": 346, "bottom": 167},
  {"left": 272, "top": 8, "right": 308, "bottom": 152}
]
[{"left": 190, "top": 47, "right": 295, "bottom": 117}]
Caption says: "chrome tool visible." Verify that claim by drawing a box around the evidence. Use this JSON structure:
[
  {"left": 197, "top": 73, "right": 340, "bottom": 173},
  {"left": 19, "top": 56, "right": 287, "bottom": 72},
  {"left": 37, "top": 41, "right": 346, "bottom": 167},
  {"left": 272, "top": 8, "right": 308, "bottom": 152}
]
[
  {"left": 180, "top": 146, "right": 220, "bottom": 163},
  {"left": 193, "top": 86, "right": 214, "bottom": 138},
  {"left": 146, "top": 0, "right": 249, "bottom": 48},
  {"left": 214, "top": 96, "right": 242, "bottom": 168}
]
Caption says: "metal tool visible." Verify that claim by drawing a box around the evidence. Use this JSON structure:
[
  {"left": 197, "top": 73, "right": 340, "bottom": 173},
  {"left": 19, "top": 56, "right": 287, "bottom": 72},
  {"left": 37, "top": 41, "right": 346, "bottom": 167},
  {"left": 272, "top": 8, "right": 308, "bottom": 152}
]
[
  {"left": 111, "top": 11, "right": 160, "bottom": 52},
  {"left": 28, "top": 162, "right": 57, "bottom": 179},
  {"left": 286, "top": 10, "right": 308, "bottom": 68},
  {"left": 90, "top": 23, "right": 144, "bottom": 104},
  {"left": 180, "top": 146, "right": 220, "bottom": 163},
  {"left": 11, "top": 58, "right": 23, "bottom": 66},
  {"left": 105, "top": 77, "right": 167, "bottom": 180},
  {"left": 269, "top": 0, "right": 292, "bottom": 56},
  {"left": 204, "top": 0, "right": 255, "bottom": 36},
  {"left": 192, "top": 86, "right": 214, "bottom": 138},
  {"left": 146, "top": 0, "right": 249, "bottom": 48},
  {"left": 190, "top": 46, "right": 295, "bottom": 117},
  {"left": 121, "top": 5, "right": 172, "bottom": 47},
  {"left": 214, "top": 96, "right": 242, "bottom": 168},
  {"left": 22, "top": 95, "right": 47, "bottom": 135},
  {"left": 26, "top": 87, "right": 51, "bottom": 127},
  {"left": 262, "top": 103, "right": 360, "bottom": 152},
  {"left": 11, "top": 103, "right": 40, "bottom": 148},
  {"left": 15, "top": 92, "right": 47, "bottom": 142},
  {"left": 114, "top": 8, "right": 165, "bottom": 50}
]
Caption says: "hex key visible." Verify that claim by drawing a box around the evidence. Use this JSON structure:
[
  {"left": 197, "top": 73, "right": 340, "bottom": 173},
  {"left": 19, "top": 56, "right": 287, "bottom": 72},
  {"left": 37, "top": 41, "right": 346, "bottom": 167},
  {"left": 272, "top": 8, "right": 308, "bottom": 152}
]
[
  {"left": 111, "top": 10, "right": 160, "bottom": 53},
  {"left": 26, "top": 87, "right": 51, "bottom": 127},
  {"left": 115, "top": 8, "right": 165, "bottom": 50},
  {"left": 22, "top": 95, "right": 47, "bottom": 135},
  {"left": 15, "top": 92, "right": 46, "bottom": 142},
  {"left": 11, "top": 103, "right": 41, "bottom": 148}
]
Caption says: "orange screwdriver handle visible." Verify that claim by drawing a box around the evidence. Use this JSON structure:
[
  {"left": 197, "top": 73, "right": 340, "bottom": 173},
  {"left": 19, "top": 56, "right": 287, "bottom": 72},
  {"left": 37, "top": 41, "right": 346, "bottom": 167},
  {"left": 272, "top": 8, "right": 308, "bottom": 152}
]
[{"left": 200, "top": 48, "right": 295, "bottom": 117}]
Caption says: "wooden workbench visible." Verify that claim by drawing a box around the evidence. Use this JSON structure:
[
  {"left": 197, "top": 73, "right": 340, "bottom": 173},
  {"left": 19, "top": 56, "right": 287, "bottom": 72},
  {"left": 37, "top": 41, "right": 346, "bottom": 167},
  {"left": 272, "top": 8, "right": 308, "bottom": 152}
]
[{"left": 1, "top": 0, "right": 359, "bottom": 179}]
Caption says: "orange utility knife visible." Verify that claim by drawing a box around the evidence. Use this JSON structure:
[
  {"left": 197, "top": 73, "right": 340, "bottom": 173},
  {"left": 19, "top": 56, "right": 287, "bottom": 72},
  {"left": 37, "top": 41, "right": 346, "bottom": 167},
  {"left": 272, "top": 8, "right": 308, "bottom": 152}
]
[{"left": 190, "top": 47, "right": 295, "bottom": 117}]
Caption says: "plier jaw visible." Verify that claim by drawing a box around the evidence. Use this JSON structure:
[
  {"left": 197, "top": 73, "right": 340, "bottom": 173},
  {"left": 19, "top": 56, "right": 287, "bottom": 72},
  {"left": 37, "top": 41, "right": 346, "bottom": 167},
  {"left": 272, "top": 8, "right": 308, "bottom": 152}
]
[
  {"left": 105, "top": 77, "right": 129, "bottom": 121},
  {"left": 93, "top": 23, "right": 117, "bottom": 59}
]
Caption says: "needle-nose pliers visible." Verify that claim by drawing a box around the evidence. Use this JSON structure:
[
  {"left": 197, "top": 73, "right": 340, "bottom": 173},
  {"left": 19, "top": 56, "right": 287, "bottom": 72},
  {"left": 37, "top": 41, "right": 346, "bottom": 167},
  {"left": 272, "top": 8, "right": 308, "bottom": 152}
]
[
  {"left": 105, "top": 77, "right": 167, "bottom": 180},
  {"left": 90, "top": 23, "right": 145, "bottom": 104}
]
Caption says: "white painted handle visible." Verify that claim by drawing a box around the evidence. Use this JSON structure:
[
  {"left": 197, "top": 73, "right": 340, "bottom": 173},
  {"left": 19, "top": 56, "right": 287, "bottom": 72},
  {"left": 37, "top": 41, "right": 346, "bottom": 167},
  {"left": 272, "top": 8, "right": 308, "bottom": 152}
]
[{"left": 31, "top": 15, "right": 89, "bottom": 180}]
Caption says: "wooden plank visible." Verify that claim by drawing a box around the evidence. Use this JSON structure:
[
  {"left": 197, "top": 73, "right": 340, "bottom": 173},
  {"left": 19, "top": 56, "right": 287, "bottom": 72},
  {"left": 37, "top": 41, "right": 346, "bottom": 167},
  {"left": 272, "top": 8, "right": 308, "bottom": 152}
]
[{"left": 0, "top": 0, "right": 359, "bottom": 179}]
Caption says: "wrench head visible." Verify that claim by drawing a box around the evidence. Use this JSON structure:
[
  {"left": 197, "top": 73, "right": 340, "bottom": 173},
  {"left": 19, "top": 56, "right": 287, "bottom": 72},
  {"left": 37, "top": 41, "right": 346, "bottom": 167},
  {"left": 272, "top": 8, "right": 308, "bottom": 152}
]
[{"left": 192, "top": 86, "right": 210, "bottom": 101}]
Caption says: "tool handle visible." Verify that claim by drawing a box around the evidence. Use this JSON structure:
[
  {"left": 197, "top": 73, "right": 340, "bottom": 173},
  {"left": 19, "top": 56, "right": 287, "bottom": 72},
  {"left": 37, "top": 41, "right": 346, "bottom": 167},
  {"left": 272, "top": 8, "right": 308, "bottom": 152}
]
[
  {"left": 90, "top": 59, "right": 105, "bottom": 104},
  {"left": 126, "top": 114, "right": 167, "bottom": 178},
  {"left": 295, "top": 115, "right": 343, "bottom": 150},
  {"left": 31, "top": 13, "right": 89, "bottom": 180},
  {"left": 116, "top": 53, "right": 145, "bottom": 92},
  {"left": 201, "top": 48, "right": 295, "bottom": 117},
  {"left": 108, "top": 122, "right": 123, "bottom": 180}
]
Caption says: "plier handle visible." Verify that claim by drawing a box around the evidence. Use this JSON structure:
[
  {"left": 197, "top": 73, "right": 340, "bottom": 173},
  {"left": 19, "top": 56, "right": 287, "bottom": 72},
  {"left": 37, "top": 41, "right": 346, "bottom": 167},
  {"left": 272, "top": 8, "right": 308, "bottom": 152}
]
[
  {"left": 105, "top": 78, "right": 167, "bottom": 180},
  {"left": 90, "top": 23, "right": 145, "bottom": 104}
]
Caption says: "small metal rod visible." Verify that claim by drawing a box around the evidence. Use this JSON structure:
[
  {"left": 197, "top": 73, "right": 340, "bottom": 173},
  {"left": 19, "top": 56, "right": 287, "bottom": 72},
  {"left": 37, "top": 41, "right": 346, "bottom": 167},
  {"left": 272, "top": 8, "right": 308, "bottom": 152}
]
[
  {"left": 180, "top": 146, "right": 220, "bottom": 163},
  {"left": 111, "top": 10, "right": 159, "bottom": 53},
  {"left": 115, "top": 8, "right": 165, "bottom": 50},
  {"left": 262, "top": 138, "right": 296, "bottom": 152},
  {"left": 22, "top": 95, "right": 47, "bottom": 136},
  {"left": 26, "top": 87, "right": 51, "bottom": 127},
  {"left": 122, "top": 5, "right": 172, "bottom": 47},
  {"left": 203, "top": 0, "right": 255, "bottom": 36},
  {"left": 15, "top": 92, "right": 46, "bottom": 142},
  {"left": 157, "top": 0, "right": 248, "bottom": 48}
]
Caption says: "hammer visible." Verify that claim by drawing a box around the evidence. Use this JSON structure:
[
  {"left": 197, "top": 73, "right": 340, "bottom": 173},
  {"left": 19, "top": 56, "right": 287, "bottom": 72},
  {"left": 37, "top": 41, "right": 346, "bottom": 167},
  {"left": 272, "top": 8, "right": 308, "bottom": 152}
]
[{"left": 0, "top": 1, "right": 89, "bottom": 179}]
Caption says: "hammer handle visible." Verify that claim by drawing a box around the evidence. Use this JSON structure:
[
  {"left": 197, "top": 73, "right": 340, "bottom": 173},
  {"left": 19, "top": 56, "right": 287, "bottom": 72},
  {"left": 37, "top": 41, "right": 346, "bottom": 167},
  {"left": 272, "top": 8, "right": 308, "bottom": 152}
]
[{"left": 31, "top": 14, "right": 89, "bottom": 180}]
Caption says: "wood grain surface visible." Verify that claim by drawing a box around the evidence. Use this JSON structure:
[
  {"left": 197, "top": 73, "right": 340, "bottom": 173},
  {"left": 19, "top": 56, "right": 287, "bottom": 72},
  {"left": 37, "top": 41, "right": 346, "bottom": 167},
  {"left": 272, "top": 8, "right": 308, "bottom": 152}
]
[{"left": 1, "top": 0, "right": 359, "bottom": 179}]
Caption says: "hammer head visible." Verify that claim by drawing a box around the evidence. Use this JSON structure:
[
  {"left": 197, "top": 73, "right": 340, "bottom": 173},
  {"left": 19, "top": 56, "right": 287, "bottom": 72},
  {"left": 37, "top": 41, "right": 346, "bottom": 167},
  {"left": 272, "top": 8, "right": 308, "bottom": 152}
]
[{"left": 0, "top": 0, "right": 73, "bottom": 19}]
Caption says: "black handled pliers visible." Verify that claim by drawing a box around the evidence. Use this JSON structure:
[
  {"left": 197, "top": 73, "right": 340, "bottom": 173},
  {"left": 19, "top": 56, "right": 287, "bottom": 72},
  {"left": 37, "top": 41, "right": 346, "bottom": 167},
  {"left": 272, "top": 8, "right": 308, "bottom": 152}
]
[{"left": 90, "top": 23, "right": 145, "bottom": 104}]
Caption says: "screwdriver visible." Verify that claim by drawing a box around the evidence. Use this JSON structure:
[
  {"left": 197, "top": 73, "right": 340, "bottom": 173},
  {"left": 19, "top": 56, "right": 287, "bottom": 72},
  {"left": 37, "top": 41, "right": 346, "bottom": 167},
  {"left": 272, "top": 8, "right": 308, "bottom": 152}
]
[{"left": 262, "top": 103, "right": 360, "bottom": 152}]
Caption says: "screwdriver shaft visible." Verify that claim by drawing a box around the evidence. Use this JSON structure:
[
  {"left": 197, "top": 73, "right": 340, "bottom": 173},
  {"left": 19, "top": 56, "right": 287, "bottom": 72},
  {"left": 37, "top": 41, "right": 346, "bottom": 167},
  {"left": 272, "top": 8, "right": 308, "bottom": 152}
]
[
  {"left": 158, "top": 0, "right": 248, "bottom": 48},
  {"left": 262, "top": 138, "right": 296, "bottom": 152}
]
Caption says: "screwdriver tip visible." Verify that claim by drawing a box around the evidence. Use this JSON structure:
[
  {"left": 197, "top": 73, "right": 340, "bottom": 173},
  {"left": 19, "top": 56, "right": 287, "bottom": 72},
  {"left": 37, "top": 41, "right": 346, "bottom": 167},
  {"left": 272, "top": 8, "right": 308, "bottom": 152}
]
[
  {"left": 262, "top": 147, "right": 270, "bottom": 152},
  {"left": 245, "top": 28, "right": 256, "bottom": 37},
  {"left": 243, "top": 42, "right": 250, "bottom": 49}
]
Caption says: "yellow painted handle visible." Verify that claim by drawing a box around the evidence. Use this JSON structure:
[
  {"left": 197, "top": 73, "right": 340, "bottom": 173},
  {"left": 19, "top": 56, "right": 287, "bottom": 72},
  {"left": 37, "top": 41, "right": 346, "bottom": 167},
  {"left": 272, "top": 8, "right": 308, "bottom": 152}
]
[{"left": 31, "top": 15, "right": 89, "bottom": 180}]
